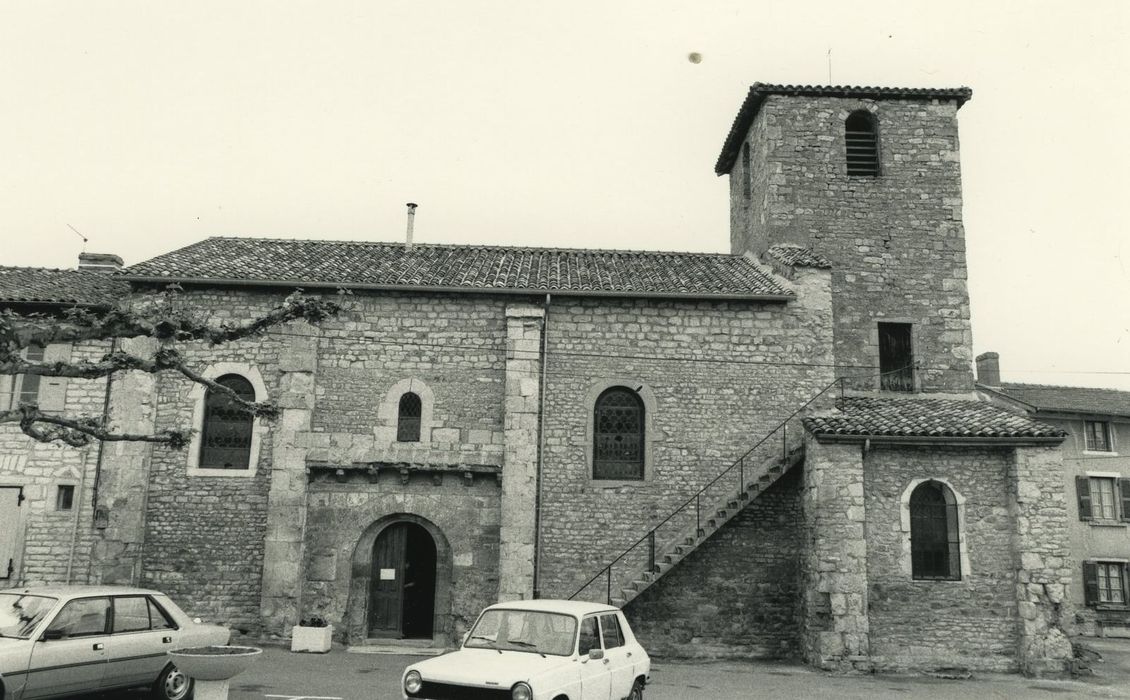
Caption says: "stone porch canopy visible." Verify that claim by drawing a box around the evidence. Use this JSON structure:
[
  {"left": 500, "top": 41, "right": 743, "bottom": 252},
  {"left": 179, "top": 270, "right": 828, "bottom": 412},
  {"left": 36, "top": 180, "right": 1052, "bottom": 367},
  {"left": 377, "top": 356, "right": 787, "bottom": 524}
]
[
  {"left": 804, "top": 396, "right": 1067, "bottom": 445},
  {"left": 118, "top": 237, "right": 812, "bottom": 301},
  {"left": 714, "top": 82, "right": 975, "bottom": 175}
]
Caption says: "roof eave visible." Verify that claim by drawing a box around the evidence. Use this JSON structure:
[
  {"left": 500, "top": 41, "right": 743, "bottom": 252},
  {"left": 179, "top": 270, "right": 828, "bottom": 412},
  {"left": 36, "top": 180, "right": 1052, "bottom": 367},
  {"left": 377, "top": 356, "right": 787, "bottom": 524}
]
[
  {"left": 119, "top": 275, "right": 795, "bottom": 302},
  {"left": 810, "top": 433, "right": 1066, "bottom": 446}
]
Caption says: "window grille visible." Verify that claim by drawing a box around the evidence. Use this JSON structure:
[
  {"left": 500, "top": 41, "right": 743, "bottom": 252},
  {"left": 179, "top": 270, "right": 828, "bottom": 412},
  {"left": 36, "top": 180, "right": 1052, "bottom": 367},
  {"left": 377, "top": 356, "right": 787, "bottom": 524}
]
[
  {"left": 593, "top": 387, "right": 644, "bottom": 480},
  {"left": 199, "top": 374, "right": 255, "bottom": 469},
  {"left": 845, "top": 111, "right": 880, "bottom": 176},
  {"left": 909, "top": 481, "right": 960, "bottom": 580},
  {"left": 1085, "top": 421, "right": 1112, "bottom": 452},
  {"left": 397, "top": 392, "right": 422, "bottom": 442}
]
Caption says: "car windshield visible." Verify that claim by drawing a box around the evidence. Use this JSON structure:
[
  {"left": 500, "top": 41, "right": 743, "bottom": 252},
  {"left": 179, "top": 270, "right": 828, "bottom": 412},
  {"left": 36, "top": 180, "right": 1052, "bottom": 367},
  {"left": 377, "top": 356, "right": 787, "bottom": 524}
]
[
  {"left": 465, "top": 609, "right": 577, "bottom": 656},
  {"left": 0, "top": 594, "right": 57, "bottom": 639}
]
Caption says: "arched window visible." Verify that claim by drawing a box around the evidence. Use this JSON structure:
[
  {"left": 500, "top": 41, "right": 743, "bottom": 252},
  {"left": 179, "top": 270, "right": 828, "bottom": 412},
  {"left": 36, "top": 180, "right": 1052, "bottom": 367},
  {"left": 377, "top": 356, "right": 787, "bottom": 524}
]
[
  {"left": 845, "top": 111, "right": 880, "bottom": 177},
  {"left": 593, "top": 387, "right": 644, "bottom": 480},
  {"left": 909, "top": 480, "right": 961, "bottom": 580},
  {"left": 199, "top": 374, "right": 256, "bottom": 469},
  {"left": 397, "top": 392, "right": 422, "bottom": 442}
]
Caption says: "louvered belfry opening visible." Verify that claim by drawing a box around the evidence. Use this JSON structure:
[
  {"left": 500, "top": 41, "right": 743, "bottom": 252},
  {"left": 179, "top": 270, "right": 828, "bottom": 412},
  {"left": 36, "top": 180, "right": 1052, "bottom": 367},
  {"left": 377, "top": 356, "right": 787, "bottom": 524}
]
[{"left": 845, "top": 111, "right": 880, "bottom": 176}]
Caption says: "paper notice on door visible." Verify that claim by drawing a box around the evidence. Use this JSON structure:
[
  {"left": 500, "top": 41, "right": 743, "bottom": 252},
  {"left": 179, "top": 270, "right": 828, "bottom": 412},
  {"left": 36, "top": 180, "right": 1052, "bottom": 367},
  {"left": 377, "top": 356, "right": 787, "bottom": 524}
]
[{"left": 380, "top": 568, "right": 396, "bottom": 581}]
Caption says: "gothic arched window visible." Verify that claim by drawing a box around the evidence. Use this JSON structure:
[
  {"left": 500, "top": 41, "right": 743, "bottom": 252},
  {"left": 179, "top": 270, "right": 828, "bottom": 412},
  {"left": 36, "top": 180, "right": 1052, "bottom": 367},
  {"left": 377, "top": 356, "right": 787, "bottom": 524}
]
[
  {"left": 593, "top": 387, "right": 645, "bottom": 480},
  {"left": 397, "top": 392, "right": 422, "bottom": 442},
  {"left": 910, "top": 480, "right": 961, "bottom": 580},
  {"left": 845, "top": 111, "right": 880, "bottom": 177},
  {"left": 199, "top": 374, "right": 256, "bottom": 469}
]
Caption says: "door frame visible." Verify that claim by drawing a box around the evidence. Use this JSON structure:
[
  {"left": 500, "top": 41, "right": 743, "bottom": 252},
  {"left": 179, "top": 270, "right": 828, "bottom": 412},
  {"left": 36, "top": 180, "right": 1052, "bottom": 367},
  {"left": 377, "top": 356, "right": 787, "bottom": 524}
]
[
  {"left": 346, "top": 513, "right": 452, "bottom": 646},
  {"left": 0, "top": 484, "right": 27, "bottom": 584}
]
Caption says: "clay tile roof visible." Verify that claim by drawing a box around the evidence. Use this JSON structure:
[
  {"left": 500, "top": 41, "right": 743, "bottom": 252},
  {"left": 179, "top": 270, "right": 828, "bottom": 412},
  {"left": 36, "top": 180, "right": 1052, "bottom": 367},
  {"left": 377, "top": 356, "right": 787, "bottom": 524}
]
[
  {"left": 122, "top": 237, "right": 794, "bottom": 300},
  {"left": 986, "top": 383, "right": 1130, "bottom": 419},
  {"left": 0, "top": 266, "right": 129, "bottom": 307},
  {"left": 767, "top": 245, "right": 832, "bottom": 269},
  {"left": 803, "top": 396, "right": 1066, "bottom": 441},
  {"left": 715, "top": 82, "right": 974, "bottom": 175}
]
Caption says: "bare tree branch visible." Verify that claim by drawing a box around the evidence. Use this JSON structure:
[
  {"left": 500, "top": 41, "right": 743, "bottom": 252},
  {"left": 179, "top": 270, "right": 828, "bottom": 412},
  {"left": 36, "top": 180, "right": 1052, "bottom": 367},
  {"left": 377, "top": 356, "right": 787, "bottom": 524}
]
[{"left": 0, "top": 405, "right": 191, "bottom": 448}]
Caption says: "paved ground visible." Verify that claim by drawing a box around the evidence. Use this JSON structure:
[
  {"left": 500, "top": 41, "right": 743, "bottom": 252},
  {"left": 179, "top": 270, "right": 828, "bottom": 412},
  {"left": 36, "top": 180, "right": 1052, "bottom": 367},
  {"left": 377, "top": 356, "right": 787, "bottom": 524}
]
[{"left": 81, "top": 637, "right": 1130, "bottom": 700}]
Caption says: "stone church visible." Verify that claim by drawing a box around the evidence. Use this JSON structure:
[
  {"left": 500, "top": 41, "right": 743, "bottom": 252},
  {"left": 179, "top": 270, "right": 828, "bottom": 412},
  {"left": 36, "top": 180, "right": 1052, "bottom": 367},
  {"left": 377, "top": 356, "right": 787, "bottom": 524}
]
[{"left": 1, "top": 83, "right": 1078, "bottom": 675}]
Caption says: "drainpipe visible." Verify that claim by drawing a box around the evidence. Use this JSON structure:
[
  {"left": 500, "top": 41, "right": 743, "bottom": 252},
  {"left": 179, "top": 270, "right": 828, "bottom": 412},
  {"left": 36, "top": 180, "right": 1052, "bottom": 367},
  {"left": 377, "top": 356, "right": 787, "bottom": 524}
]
[{"left": 532, "top": 293, "right": 550, "bottom": 599}]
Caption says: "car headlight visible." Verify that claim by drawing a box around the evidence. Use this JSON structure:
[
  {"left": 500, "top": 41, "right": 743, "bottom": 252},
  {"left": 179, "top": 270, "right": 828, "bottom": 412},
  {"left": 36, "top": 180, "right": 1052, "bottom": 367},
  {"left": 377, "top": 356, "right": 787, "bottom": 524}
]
[
  {"left": 512, "top": 682, "right": 532, "bottom": 700},
  {"left": 404, "top": 670, "right": 422, "bottom": 694}
]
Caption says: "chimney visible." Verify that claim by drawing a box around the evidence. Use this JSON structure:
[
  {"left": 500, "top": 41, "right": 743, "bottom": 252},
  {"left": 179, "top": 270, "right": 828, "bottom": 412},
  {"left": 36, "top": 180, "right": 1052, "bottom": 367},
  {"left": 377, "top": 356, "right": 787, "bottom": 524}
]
[
  {"left": 77, "top": 252, "right": 124, "bottom": 274},
  {"left": 976, "top": 351, "right": 1000, "bottom": 386},
  {"left": 405, "top": 202, "right": 418, "bottom": 249}
]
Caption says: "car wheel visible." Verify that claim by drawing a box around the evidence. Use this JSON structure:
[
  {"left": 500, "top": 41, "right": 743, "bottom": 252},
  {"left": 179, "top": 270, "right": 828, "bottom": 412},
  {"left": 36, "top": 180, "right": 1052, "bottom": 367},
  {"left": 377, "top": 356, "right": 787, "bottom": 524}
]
[
  {"left": 627, "top": 678, "right": 644, "bottom": 700},
  {"left": 153, "top": 662, "right": 194, "bottom": 700}
]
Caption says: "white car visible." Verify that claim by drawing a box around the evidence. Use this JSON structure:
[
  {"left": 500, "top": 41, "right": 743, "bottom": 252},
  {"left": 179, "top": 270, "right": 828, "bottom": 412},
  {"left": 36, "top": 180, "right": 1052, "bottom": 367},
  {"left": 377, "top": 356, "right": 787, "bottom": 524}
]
[
  {"left": 0, "top": 585, "right": 229, "bottom": 700},
  {"left": 402, "top": 600, "right": 650, "bottom": 700}
]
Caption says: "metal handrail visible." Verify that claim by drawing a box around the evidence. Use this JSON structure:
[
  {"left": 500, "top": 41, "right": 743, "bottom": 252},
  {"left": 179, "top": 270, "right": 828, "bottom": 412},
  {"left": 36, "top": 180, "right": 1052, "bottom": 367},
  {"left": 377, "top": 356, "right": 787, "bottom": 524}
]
[{"left": 568, "top": 376, "right": 846, "bottom": 603}]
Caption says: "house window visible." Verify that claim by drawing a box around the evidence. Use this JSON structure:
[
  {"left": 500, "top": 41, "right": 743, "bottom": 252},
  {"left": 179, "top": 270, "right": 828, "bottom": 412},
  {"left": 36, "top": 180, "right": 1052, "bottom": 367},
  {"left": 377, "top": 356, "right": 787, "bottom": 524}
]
[
  {"left": 1085, "top": 420, "right": 1112, "bottom": 452},
  {"left": 6, "top": 344, "right": 45, "bottom": 409},
  {"left": 878, "top": 322, "right": 914, "bottom": 392},
  {"left": 909, "top": 480, "right": 961, "bottom": 581},
  {"left": 1076, "top": 476, "right": 1130, "bottom": 522},
  {"left": 845, "top": 111, "right": 880, "bottom": 176},
  {"left": 593, "top": 387, "right": 645, "bottom": 480},
  {"left": 55, "top": 485, "right": 74, "bottom": 511},
  {"left": 1084, "top": 561, "right": 1128, "bottom": 607},
  {"left": 397, "top": 392, "right": 422, "bottom": 442},
  {"left": 199, "top": 374, "right": 255, "bottom": 469}
]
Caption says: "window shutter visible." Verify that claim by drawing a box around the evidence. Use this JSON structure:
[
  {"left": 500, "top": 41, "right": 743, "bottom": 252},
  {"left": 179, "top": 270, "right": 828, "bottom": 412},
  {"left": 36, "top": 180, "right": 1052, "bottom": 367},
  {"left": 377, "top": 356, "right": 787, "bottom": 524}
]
[
  {"left": 1120, "top": 479, "right": 1130, "bottom": 523},
  {"left": 1076, "top": 476, "right": 1093, "bottom": 521},
  {"left": 1083, "top": 561, "right": 1099, "bottom": 606},
  {"left": 36, "top": 343, "right": 72, "bottom": 412}
]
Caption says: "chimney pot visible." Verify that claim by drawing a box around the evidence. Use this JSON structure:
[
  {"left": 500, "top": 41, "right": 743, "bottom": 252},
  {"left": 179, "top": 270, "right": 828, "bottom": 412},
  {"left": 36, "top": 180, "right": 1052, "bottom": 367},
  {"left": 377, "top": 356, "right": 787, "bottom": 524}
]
[
  {"left": 975, "top": 351, "right": 1000, "bottom": 386},
  {"left": 78, "top": 252, "right": 124, "bottom": 274}
]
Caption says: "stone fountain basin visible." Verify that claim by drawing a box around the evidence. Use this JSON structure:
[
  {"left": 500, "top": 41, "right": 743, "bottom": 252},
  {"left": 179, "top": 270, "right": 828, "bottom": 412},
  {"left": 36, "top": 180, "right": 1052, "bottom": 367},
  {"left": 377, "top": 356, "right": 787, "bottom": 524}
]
[{"left": 167, "top": 646, "right": 263, "bottom": 680}]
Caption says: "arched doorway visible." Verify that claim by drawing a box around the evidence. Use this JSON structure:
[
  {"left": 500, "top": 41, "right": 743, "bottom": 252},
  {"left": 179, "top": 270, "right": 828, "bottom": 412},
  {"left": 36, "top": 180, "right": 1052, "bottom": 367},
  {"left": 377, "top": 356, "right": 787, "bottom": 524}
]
[{"left": 368, "top": 521, "right": 437, "bottom": 639}]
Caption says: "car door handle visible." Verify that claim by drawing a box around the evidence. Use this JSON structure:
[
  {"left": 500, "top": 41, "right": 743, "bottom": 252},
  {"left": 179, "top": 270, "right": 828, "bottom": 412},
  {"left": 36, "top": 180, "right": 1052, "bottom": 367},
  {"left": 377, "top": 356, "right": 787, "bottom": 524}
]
[
  {"left": 627, "top": 652, "right": 633, "bottom": 658},
  {"left": 163, "top": 637, "right": 172, "bottom": 644},
  {"left": 92, "top": 643, "right": 104, "bottom": 651},
  {"left": 603, "top": 658, "right": 610, "bottom": 665}
]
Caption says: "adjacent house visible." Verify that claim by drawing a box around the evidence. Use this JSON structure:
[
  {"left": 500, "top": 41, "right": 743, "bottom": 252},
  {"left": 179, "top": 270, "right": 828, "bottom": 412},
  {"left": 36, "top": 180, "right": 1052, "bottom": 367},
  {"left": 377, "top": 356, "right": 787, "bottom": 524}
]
[
  {"left": 1, "top": 83, "right": 1084, "bottom": 675},
  {"left": 976, "top": 352, "right": 1130, "bottom": 638}
]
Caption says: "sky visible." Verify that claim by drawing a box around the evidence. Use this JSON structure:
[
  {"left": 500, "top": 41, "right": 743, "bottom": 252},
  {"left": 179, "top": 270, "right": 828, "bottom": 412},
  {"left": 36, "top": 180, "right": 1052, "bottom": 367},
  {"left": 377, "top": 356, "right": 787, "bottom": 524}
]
[{"left": 2, "top": 1, "right": 1128, "bottom": 389}]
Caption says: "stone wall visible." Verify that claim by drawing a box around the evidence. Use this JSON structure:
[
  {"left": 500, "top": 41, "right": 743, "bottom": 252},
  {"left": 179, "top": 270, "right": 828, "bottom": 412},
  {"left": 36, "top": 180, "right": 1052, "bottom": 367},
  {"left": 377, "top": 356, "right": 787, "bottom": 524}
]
[
  {"left": 0, "top": 339, "right": 109, "bottom": 586},
  {"left": 865, "top": 445, "right": 1019, "bottom": 672},
  {"left": 625, "top": 466, "right": 802, "bottom": 659},
  {"left": 728, "top": 95, "right": 974, "bottom": 392}
]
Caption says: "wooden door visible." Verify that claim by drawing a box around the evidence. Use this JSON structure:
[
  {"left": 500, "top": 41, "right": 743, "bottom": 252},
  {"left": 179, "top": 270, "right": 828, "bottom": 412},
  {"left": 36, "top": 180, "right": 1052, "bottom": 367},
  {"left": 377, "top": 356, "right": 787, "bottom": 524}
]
[
  {"left": 0, "top": 487, "right": 22, "bottom": 581},
  {"left": 368, "top": 523, "right": 407, "bottom": 637}
]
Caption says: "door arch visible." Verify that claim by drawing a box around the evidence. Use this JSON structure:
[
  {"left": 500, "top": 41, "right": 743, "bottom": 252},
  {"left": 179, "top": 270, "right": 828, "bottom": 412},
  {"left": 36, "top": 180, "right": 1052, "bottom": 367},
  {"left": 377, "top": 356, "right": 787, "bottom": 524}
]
[{"left": 347, "top": 514, "right": 452, "bottom": 645}]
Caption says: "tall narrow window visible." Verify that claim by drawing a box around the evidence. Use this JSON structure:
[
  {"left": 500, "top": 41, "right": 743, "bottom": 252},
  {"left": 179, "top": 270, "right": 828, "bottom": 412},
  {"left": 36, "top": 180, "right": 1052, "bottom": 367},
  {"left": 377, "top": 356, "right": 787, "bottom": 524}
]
[
  {"left": 397, "top": 392, "right": 422, "bottom": 442},
  {"left": 878, "top": 322, "right": 914, "bottom": 392},
  {"left": 1085, "top": 421, "right": 1112, "bottom": 452},
  {"left": 199, "top": 374, "right": 255, "bottom": 469},
  {"left": 741, "top": 143, "right": 752, "bottom": 201},
  {"left": 845, "top": 111, "right": 880, "bottom": 176},
  {"left": 910, "top": 480, "right": 961, "bottom": 581},
  {"left": 593, "top": 387, "right": 644, "bottom": 480}
]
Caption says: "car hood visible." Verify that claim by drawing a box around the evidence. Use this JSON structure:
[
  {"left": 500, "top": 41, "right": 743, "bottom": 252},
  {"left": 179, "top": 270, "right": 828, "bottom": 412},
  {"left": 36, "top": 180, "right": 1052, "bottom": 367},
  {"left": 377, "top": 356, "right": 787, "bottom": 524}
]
[{"left": 410, "top": 648, "right": 575, "bottom": 687}]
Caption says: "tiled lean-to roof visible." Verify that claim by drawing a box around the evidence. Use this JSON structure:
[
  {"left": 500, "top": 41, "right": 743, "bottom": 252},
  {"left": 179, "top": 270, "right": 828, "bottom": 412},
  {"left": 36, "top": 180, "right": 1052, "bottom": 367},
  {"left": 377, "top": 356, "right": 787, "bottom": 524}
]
[
  {"left": 122, "top": 237, "right": 794, "bottom": 300},
  {"left": 0, "top": 266, "right": 130, "bottom": 307},
  {"left": 767, "top": 245, "right": 832, "bottom": 269},
  {"left": 983, "top": 383, "right": 1130, "bottom": 419},
  {"left": 715, "top": 83, "right": 974, "bottom": 175},
  {"left": 804, "top": 396, "right": 1066, "bottom": 442}
]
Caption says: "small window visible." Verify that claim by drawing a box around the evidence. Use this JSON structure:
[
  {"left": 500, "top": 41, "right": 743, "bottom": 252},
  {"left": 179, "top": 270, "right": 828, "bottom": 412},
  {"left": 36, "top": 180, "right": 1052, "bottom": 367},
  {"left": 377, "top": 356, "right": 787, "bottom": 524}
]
[
  {"left": 112, "top": 596, "right": 151, "bottom": 633},
  {"left": 46, "top": 597, "right": 110, "bottom": 638},
  {"left": 1084, "top": 561, "right": 1128, "bottom": 607},
  {"left": 878, "top": 323, "right": 914, "bottom": 392},
  {"left": 845, "top": 111, "right": 880, "bottom": 176},
  {"left": 199, "top": 374, "right": 256, "bottom": 469},
  {"left": 578, "top": 616, "right": 601, "bottom": 655},
  {"left": 397, "top": 392, "right": 422, "bottom": 442},
  {"left": 148, "top": 597, "right": 176, "bottom": 630},
  {"left": 55, "top": 485, "right": 75, "bottom": 511},
  {"left": 9, "top": 344, "right": 45, "bottom": 408},
  {"left": 593, "top": 387, "right": 645, "bottom": 480},
  {"left": 910, "top": 480, "right": 961, "bottom": 581},
  {"left": 1076, "top": 476, "right": 1129, "bottom": 522},
  {"left": 599, "top": 613, "right": 624, "bottom": 649},
  {"left": 1085, "top": 421, "right": 1112, "bottom": 452}
]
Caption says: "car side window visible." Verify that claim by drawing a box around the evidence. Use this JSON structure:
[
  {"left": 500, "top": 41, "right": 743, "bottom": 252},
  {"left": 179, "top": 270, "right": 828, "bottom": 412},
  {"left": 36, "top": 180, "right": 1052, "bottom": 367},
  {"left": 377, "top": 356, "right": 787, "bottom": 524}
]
[
  {"left": 599, "top": 613, "right": 624, "bottom": 649},
  {"left": 578, "top": 616, "right": 601, "bottom": 655},
  {"left": 113, "top": 596, "right": 151, "bottom": 633},
  {"left": 45, "top": 597, "right": 110, "bottom": 639},
  {"left": 148, "top": 597, "right": 176, "bottom": 630}
]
